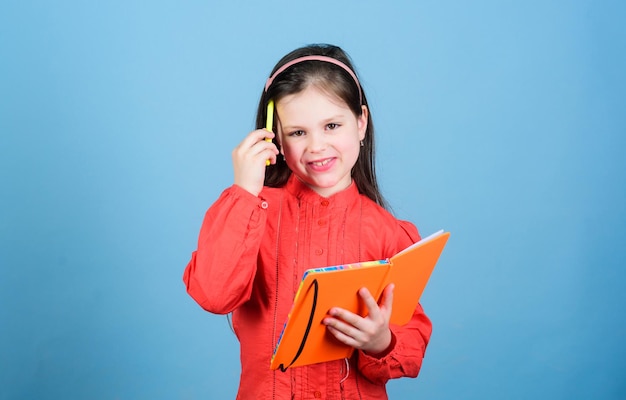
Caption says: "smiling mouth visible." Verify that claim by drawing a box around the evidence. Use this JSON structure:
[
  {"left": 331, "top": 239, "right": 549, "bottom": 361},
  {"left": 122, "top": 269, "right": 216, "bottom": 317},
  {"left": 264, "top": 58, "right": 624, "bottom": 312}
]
[{"left": 309, "top": 158, "right": 333, "bottom": 167}]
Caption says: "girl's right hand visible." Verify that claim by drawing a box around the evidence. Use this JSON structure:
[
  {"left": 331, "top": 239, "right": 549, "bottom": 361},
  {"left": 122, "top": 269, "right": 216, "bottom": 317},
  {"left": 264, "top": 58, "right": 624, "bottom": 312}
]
[{"left": 232, "top": 129, "right": 279, "bottom": 196}]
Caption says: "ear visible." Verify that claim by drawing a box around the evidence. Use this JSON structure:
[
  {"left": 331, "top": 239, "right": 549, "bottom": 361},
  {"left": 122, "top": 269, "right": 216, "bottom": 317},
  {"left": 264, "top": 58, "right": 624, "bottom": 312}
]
[{"left": 357, "top": 105, "right": 368, "bottom": 141}]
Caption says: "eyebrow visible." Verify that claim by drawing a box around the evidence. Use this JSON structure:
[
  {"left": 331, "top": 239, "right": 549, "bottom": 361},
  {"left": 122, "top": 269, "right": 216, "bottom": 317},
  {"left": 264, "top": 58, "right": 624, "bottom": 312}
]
[{"left": 280, "top": 114, "right": 348, "bottom": 132}]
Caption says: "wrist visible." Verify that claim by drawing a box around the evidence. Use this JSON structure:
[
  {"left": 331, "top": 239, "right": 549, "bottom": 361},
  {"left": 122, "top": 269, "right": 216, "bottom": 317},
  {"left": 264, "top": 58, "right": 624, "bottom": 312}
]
[{"left": 365, "top": 331, "right": 396, "bottom": 359}]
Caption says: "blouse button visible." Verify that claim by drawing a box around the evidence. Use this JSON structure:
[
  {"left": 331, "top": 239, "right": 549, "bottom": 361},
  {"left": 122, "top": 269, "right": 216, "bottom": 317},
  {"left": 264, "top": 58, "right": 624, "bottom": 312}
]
[
  {"left": 314, "top": 391, "right": 322, "bottom": 398},
  {"left": 320, "top": 200, "right": 329, "bottom": 207},
  {"left": 260, "top": 201, "right": 269, "bottom": 209},
  {"left": 315, "top": 248, "right": 323, "bottom": 256},
  {"left": 317, "top": 219, "right": 326, "bottom": 226}
]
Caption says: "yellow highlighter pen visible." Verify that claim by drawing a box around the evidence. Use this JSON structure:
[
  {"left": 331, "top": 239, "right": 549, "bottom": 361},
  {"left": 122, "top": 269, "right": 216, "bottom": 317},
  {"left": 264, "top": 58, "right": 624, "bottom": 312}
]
[{"left": 265, "top": 99, "right": 274, "bottom": 166}]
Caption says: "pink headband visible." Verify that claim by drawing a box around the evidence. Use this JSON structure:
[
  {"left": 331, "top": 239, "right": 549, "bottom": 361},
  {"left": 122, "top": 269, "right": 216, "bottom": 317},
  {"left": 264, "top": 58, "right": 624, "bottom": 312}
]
[{"left": 264, "top": 55, "right": 363, "bottom": 104}]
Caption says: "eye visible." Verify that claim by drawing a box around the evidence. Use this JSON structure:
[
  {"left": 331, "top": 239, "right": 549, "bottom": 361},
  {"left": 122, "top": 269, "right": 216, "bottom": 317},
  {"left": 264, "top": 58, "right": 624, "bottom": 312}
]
[
  {"left": 289, "top": 130, "right": 305, "bottom": 137},
  {"left": 326, "top": 123, "right": 340, "bottom": 130}
]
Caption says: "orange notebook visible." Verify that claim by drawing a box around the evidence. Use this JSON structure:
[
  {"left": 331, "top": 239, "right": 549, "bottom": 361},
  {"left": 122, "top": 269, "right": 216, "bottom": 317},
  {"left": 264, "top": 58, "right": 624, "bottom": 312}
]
[{"left": 270, "top": 230, "right": 450, "bottom": 371}]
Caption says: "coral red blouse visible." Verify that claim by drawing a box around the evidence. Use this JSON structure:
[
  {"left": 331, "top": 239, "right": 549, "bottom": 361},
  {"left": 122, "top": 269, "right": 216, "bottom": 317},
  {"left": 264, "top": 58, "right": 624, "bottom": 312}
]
[{"left": 184, "top": 175, "right": 432, "bottom": 399}]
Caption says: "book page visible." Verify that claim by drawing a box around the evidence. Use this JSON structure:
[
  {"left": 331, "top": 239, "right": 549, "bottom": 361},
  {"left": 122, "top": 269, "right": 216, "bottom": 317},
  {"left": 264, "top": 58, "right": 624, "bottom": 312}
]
[{"left": 395, "top": 229, "right": 445, "bottom": 256}]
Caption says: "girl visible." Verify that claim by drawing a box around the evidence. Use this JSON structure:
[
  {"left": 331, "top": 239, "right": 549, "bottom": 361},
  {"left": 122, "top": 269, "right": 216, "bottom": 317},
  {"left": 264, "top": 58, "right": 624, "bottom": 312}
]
[{"left": 184, "top": 44, "right": 432, "bottom": 399}]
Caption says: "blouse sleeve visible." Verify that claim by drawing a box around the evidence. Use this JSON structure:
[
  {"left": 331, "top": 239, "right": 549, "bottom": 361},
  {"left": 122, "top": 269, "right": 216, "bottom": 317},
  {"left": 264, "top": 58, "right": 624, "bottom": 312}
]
[
  {"left": 183, "top": 185, "right": 268, "bottom": 314},
  {"left": 356, "top": 219, "right": 433, "bottom": 385}
]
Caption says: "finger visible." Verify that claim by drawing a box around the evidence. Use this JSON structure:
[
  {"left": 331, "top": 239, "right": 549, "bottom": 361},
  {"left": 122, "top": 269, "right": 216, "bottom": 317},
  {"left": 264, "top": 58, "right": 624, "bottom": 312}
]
[
  {"left": 358, "top": 287, "right": 382, "bottom": 318},
  {"left": 328, "top": 307, "right": 363, "bottom": 329},
  {"left": 324, "top": 316, "right": 365, "bottom": 348},
  {"left": 233, "top": 137, "right": 278, "bottom": 165},
  {"left": 324, "top": 316, "right": 353, "bottom": 334},
  {"left": 236, "top": 129, "right": 275, "bottom": 152},
  {"left": 379, "top": 283, "right": 395, "bottom": 314},
  {"left": 325, "top": 324, "right": 360, "bottom": 348},
  {"left": 266, "top": 148, "right": 279, "bottom": 165}
]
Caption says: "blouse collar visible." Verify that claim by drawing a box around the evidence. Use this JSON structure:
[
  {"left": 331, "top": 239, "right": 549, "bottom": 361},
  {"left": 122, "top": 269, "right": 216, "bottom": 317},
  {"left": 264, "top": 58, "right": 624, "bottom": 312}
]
[{"left": 284, "top": 174, "right": 360, "bottom": 206}]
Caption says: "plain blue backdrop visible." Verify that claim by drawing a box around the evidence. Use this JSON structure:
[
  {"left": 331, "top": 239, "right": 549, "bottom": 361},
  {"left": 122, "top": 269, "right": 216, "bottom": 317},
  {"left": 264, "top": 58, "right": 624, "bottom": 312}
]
[{"left": 1, "top": 1, "right": 625, "bottom": 399}]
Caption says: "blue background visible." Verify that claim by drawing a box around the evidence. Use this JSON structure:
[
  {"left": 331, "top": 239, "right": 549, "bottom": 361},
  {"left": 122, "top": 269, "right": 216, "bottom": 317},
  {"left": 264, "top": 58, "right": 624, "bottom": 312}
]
[{"left": 1, "top": 1, "right": 625, "bottom": 399}]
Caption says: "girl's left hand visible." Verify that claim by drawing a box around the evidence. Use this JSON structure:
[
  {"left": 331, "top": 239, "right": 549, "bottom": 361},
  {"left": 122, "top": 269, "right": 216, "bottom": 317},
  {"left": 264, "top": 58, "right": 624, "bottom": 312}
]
[{"left": 323, "top": 284, "right": 394, "bottom": 355}]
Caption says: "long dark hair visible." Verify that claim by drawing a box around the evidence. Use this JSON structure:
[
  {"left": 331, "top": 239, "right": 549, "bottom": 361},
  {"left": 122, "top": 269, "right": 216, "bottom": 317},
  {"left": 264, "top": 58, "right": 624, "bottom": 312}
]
[{"left": 257, "top": 44, "right": 388, "bottom": 209}]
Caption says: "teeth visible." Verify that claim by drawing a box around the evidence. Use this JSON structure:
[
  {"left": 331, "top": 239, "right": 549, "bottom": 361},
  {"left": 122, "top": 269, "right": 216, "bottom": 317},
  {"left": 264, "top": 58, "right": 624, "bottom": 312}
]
[{"left": 311, "top": 159, "right": 331, "bottom": 167}]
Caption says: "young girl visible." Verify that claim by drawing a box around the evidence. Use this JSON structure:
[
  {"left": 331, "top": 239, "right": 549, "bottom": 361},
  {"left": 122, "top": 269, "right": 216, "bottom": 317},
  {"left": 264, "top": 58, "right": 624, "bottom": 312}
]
[{"left": 183, "top": 44, "right": 432, "bottom": 399}]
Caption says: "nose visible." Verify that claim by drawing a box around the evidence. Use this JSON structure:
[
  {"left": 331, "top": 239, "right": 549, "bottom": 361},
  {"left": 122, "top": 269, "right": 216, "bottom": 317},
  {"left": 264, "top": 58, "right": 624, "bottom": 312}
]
[{"left": 306, "top": 131, "right": 326, "bottom": 153}]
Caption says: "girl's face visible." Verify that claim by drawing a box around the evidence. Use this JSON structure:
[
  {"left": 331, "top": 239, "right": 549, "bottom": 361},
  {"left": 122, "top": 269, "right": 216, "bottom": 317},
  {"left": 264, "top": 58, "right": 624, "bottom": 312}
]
[{"left": 276, "top": 85, "right": 368, "bottom": 198}]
